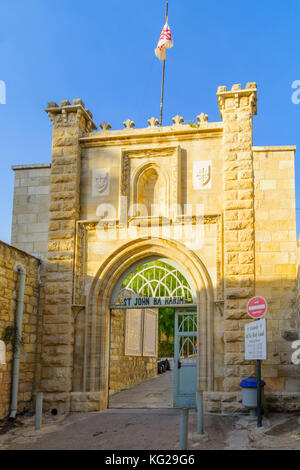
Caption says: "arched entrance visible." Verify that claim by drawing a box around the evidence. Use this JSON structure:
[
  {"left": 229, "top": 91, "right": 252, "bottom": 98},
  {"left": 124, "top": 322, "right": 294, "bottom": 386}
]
[
  {"left": 85, "top": 238, "right": 214, "bottom": 410},
  {"left": 108, "top": 259, "right": 196, "bottom": 406}
]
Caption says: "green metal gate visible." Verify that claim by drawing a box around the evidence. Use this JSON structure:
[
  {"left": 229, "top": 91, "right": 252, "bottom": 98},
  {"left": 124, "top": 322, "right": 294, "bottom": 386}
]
[{"left": 173, "top": 312, "right": 197, "bottom": 408}]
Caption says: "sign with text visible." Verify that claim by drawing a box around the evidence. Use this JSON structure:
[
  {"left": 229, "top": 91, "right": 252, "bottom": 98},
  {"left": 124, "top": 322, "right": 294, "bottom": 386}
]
[
  {"left": 247, "top": 296, "right": 268, "bottom": 319},
  {"left": 245, "top": 319, "right": 267, "bottom": 360},
  {"left": 121, "top": 296, "right": 193, "bottom": 308}
]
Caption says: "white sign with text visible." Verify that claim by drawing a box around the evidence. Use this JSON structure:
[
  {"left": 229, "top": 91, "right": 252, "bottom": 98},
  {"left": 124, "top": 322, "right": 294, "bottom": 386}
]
[{"left": 245, "top": 319, "right": 267, "bottom": 360}]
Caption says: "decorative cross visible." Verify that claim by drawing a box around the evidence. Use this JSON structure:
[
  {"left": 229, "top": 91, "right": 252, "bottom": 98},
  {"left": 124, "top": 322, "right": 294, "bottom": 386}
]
[
  {"left": 100, "top": 121, "right": 111, "bottom": 131},
  {"left": 172, "top": 115, "right": 184, "bottom": 125},
  {"left": 123, "top": 119, "right": 135, "bottom": 129},
  {"left": 147, "top": 117, "right": 159, "bottom": 128}
]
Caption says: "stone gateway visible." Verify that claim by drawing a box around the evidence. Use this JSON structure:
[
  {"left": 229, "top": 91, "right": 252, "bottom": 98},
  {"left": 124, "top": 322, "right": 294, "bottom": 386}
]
[{"left": 5, "top": 82, "right": 300, "bottom": 416}]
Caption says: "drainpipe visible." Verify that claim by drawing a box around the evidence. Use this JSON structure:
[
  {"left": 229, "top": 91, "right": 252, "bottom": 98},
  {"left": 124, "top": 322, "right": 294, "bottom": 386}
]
[{"left": 9, "top": 264, "right": 26, "bottom": 419}]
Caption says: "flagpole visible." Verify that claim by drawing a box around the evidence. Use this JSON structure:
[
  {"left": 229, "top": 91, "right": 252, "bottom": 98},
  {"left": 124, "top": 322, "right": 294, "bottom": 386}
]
[{"left": 159, "top": 2, "right": 168, "bottom": 127}]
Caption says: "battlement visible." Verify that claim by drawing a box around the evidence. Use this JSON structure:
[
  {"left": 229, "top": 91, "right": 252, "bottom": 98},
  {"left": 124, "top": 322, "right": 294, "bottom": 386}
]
[
  {"left": 45, "top": 98, "right": 97, "bottom": 132},
  {"left": 45, "top": 83, "right": 257, "bottom": 135},
  {"left": 217, "top": 82, "right": 257, "bottom": 117}
]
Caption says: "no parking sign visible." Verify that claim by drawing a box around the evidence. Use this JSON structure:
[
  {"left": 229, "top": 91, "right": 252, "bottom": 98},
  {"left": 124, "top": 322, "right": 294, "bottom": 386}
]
[{"left": 247, "top": 296, "right": 268, "bottom": 319}]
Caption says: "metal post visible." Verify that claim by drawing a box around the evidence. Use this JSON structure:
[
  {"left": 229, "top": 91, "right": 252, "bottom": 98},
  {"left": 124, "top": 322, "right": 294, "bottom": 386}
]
[
  {"left": 35, "top": 392, "right": 43, "bottom": 430},
  {"left": 10, "top": 265, "right": 26, "bottom": 419},
  {"left": 256, "top": 316, "right": 262, "bottom": 428},
  {"left": 159, "top": 60, "right": 166, "bottom": 126},
  {"left": 179, "top": 408, "right": 189, "bottom": 450},
  {"left": 256, "top": 360, "right": 262, "bottom": 427},
  {"left": 197, "top": 391, "right": 204, "bottom": 434},
  {"left": 159, "top": 2, "right": 168, "bottom": 127}
]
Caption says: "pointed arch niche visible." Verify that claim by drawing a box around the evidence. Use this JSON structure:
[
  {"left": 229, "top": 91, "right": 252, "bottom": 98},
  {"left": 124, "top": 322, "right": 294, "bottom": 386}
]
[
  {"left": 119, "top": 146, "right": 182, "bottom": 223},
  {"left": 134, "top": 164, "right": 167, "bottom": 218}
]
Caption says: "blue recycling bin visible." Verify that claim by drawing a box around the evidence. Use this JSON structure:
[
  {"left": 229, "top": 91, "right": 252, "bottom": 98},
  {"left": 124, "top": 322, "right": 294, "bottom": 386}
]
[{"left": 240, "top": 377, "right": 266, "bottom": 416}]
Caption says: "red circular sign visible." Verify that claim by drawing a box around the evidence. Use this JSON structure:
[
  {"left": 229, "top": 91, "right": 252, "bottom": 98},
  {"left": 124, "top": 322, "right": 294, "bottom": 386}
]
[{"left": 247, "top": 296, "right": 268, "bottom": 319}]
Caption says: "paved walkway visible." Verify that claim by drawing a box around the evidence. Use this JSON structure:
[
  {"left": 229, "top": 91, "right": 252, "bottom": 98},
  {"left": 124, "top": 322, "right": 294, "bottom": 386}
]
[
  {"left": 1, "top": 409, "right": 300, "bottom": 450},
  {"left": 109, "top": 367, "right": 173, "bottom": 409},
  {"left": 1, "top": 365, "right": 300, "bottom": 450}
]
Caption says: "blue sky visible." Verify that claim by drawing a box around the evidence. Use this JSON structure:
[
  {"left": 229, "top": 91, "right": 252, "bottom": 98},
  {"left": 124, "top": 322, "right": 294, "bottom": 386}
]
[{"left": 0, "top": 0, "right": 299, "bottom": 243}]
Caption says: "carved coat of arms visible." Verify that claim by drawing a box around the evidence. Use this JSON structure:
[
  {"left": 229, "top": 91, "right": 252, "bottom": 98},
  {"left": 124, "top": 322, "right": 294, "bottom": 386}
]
[
  {"left": 96, "top": 172, "right": 109, "bottom": 194},
  {"left": 193, "top": 161, "right": 212, "bottom": 189},
  {"left": 92, "top": 168, "right": 110, "bottom": 196}
]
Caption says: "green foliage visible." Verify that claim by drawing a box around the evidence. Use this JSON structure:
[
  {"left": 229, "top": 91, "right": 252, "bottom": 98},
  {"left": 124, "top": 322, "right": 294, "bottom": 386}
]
[
  {"left": 158, "top": 307, "right": 175, "bottom": 339},
  {"left": 1, "top": 325, "right": 22, "bottom": 352},
  {"left": 158, "top": 340, "right": 174, "bottom": 357},
  {"left": 158, "top": 307, "right": 175, "bottom": 357},
  {"left": 186, "top": 120, "right": 201, "bottom": 128},
  {"left": 2, "top": 325, "right": 15, "bottom": 344}
]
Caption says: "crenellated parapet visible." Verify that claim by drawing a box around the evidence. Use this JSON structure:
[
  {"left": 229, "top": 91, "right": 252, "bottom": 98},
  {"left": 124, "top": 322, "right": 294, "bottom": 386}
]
[
  {"left": 217, "top": 82, "right": 257, "bottom": 118},
  {"left": 46, "top": 99, "right": 97, "bottom": 133}
]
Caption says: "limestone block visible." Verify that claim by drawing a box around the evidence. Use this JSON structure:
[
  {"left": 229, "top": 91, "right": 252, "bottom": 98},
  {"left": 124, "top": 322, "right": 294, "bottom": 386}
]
[
  {"left": 224, "top": 353, "right": 249, "bottom": 365},
  {"left": 221, "top": 402, "right": 245, "bottom": 414},
  {"left": 225, "top": 231, "right": 239, "bottom": 243},
  {"left": 260, "top": 180, "right": 277, "bottom": 190},
  {"left": 205, "top": 401, "right": 221, "bottom": 413},
  {"left": 224, "top": 366, "right": 240, "bottom": 376},
  {"left": 239, "top": 253, "right": 254, "bottom": 264},
  {"left": 224, "top": 331, "right": 244, "bottom": 343},
  {"left": 221, "top": 393, "right": 239, "bottom": 403},
  {"left": 275, "top": 264, "right": 296, "bottom": 277},
  {"left": 223, "top": 378, "right": 243, "bottom": 392}
]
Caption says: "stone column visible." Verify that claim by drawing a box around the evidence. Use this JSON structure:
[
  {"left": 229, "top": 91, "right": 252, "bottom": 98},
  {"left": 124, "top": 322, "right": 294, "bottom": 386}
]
[
  {"left": 42, "top": 100, "right": 96, "bottom": 412},
  {"left": 217, "top": 83, "right": 257, "bottom": 395}
]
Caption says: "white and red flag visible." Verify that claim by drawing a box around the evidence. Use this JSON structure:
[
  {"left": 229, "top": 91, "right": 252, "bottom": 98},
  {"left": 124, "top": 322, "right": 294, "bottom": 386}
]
[{"left": 155, "top": 22, "right": 173, "bottom": 61}]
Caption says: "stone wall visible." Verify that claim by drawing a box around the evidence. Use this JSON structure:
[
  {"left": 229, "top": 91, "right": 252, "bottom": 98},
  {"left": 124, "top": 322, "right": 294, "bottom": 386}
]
[
  {"left": 0, "top": 241, "right": 40, "bottom": 420},
  {"left": 204, "top": 391, "right": 300, "bottom": 414},
  {"left": 253, "top": 147, "right": 299, "bottom": 393},
  {"left": 11, "top": 164, "right": 51, "bottom": 258},
  {"left": 109, "top": 309, "right": 157, "bottom": 396}
]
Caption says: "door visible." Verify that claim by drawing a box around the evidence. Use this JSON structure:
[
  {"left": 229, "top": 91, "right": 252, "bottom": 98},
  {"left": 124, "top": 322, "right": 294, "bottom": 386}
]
[{"left": 173, "top": 311, "right": 197, "bottom": 408}]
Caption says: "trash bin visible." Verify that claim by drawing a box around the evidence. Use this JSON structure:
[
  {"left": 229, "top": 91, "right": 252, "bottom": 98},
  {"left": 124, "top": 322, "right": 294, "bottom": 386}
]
[{"left": 240, "top": 377, "right": 265, "bottom": 417}]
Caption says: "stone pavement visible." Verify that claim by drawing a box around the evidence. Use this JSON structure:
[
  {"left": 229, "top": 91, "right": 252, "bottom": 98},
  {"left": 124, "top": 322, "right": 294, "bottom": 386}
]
[
  {"left": 0, "top": 368, "right": 300, "bottom": 450},
  {"left": 1, "top": 408, "right": 300, "bottom": 451},
  {"left": 109, "top": 363, "right": 173, "bottom": 409}
]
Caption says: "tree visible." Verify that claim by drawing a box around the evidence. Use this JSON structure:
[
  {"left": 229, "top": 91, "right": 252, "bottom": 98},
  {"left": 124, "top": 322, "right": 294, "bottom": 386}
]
[{"left": 158, "top": 307, "right": 175, "bottom": 356}]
